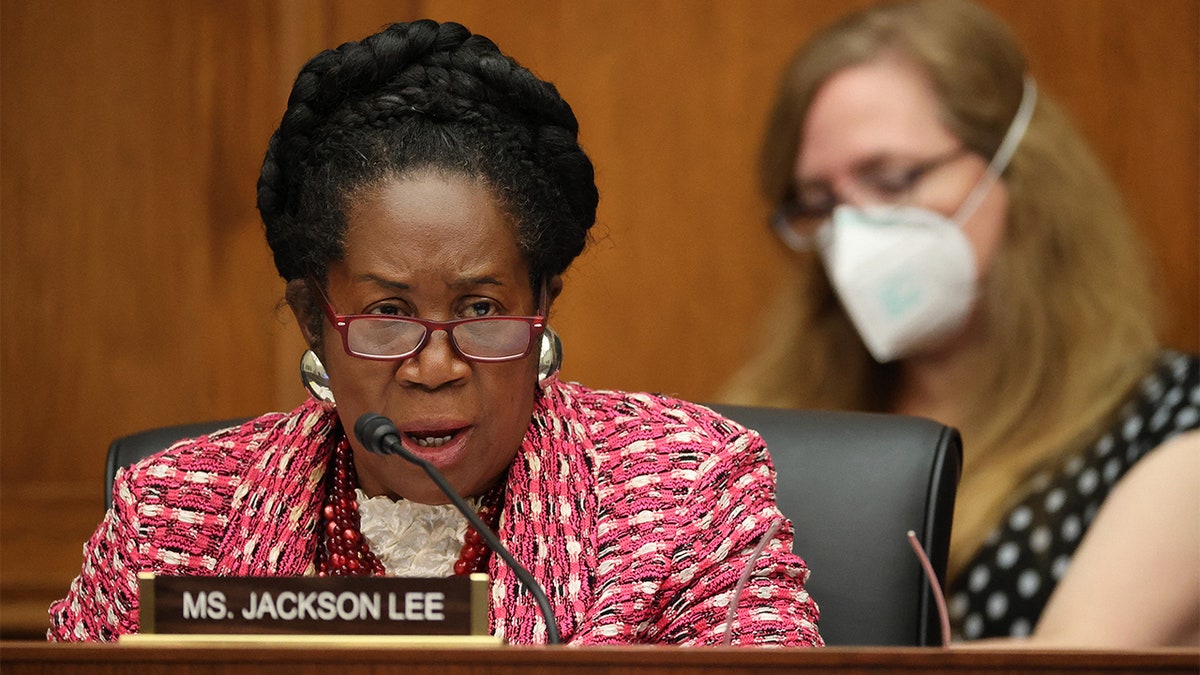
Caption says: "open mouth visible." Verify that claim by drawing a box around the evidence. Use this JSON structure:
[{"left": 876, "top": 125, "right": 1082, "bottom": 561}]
[{"left": 404, "top": 428, "right": 465, "bottom": 448}]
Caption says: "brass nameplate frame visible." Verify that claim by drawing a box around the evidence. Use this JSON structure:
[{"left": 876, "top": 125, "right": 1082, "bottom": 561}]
[{"left": 137, "top": 573, "right": 489, "bottom": 636}]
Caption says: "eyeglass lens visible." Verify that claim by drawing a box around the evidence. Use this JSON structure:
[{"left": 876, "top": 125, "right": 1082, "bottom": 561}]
[
  {"left": 779, "top": 148, "right": 964, "bottom": 232},
  {"left": 346, "top": 317, "right": 533, "bottom": 359}
]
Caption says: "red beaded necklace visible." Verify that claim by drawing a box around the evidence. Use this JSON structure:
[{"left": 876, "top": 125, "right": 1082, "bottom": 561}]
[{"left": 315, "top": 436, "right": 504, "bottom": 577}]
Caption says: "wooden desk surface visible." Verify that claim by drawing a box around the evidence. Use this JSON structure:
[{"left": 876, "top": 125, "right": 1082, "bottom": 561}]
[{"left": 2, "top": 641, "right": 1196, "bottom": 675}]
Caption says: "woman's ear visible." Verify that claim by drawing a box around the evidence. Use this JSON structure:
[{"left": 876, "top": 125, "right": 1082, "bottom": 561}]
[
  {"left": 546, "top": 274, "right": 564, "bottom": 308},
  {"left": 285, "top": 279, "right": 323, "bottom": 353}
]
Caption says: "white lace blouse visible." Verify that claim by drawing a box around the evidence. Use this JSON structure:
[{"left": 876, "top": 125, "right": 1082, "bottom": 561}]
[{"left": 354, "top": 488, "right": 478, "bottom": 577}]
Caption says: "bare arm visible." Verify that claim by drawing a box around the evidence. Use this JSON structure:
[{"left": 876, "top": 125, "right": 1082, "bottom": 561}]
[{"left": 1028, "top": 430, "right": 1200, "bottom": 648}]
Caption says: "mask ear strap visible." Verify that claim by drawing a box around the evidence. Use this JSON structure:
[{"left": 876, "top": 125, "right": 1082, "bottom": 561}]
[{"left": 952, "top": 76, "right": 1038, "bottom": 224}]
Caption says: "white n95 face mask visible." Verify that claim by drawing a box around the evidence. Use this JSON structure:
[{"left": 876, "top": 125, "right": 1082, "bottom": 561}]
[
  {"left": 812, "top": 77, "right": 1038, "bottom": 363},
  {"left": 816, "top": 204, "right": 977, "bottom": 363}
]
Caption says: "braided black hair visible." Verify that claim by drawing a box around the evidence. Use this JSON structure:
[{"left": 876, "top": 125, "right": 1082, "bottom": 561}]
[{"left": 257, "top": 20, "right": 597, "bottom": 291}]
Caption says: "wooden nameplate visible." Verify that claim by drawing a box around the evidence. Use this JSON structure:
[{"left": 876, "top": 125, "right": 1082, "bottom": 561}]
[{"left": 120, "top": 572, "right": 499, "bottom": 646}]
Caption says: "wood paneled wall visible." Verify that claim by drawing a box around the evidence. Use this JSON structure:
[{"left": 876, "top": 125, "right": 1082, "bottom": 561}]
[{"left": 2, "top": 0, "right": 1196, "bottom": 637}]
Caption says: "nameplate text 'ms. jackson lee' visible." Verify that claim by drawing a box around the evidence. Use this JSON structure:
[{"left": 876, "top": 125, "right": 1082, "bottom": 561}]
[{"left": 138, "top": 573, "right": 489, "bottom": 636}]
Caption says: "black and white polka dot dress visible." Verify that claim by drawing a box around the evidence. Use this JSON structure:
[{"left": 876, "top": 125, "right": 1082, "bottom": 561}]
[{"left": 947, "top": 351, "right": 1199, "bottom": 641}]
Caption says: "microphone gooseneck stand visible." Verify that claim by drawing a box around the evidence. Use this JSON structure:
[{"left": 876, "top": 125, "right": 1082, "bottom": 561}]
[{"left": 354, "top": 412, "right": 563, "bottom": 645}]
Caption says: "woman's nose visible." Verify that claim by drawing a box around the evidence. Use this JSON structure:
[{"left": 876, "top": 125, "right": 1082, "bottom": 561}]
[
  {"left": 830, "top": 176, "right": 880, "bottom": 211},
  {"left": 395, "top": 329, "right": 470, "bottom": 390}
]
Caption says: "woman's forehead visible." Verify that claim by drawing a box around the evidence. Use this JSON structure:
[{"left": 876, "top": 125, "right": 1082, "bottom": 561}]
[
  {"left": 338, "top": 174, "right": 528, "bottom": 287},
  {"left": 798, "top": 59, "right": 957, "bottom": 178}
]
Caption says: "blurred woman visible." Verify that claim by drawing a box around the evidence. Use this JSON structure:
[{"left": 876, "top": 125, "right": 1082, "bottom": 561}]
[
  {"left": 51, "top": 19, "right": 821, "bottom": 646},
  {"left": 723, "top": 0, "right": 1198, "bottom": 644}
]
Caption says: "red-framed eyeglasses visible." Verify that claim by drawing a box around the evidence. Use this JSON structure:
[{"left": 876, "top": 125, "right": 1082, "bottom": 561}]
[{"left": 310, "top": 280, "right": 546, "bottom": 363}]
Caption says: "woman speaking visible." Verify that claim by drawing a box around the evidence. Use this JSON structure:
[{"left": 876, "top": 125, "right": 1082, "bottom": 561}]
[{"left": 49, "top": 19, "right": 821, "bottom": 647}]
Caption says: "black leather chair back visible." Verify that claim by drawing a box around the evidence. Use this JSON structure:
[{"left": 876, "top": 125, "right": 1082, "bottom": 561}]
[
  {"left": 104, "top": 406, "right": 960, "bottom": 646},
  {"left": 709, "top": 404, "right": 961, "bottom": 647}
]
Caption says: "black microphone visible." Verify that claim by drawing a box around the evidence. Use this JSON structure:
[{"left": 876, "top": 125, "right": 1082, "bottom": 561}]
[{"left": 354, "top": 412, "right": 562, "bottom": 645}]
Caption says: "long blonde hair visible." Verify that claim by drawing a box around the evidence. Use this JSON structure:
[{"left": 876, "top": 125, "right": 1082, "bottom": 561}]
[{"left": 722, "top": 0, "right": 1160, "bottom": 579}]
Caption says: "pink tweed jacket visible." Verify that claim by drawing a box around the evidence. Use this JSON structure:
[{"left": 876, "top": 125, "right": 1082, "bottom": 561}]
[{"left": 49, "top": 380, "right": 822, "bottom": 645}]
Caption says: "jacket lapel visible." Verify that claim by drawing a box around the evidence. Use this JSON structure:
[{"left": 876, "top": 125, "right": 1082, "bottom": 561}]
[
  {"left": 219, "top": 401, "right": 336, "bottom": 576},
  {"left": 491, "top": 382, "right": 596, "bottom": 643}
]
